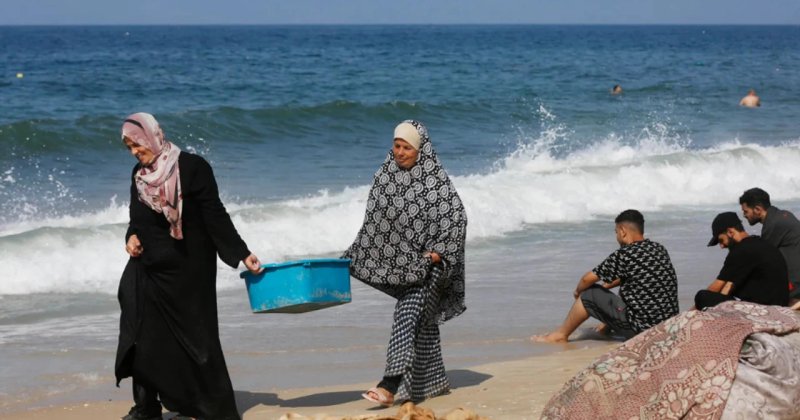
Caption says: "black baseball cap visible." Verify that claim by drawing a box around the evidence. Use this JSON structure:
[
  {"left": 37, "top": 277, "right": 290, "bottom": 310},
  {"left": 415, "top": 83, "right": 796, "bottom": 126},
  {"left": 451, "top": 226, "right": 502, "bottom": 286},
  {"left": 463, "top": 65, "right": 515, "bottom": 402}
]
[{"left": 708, "top": 212, "right": 743, "bottom": 246}]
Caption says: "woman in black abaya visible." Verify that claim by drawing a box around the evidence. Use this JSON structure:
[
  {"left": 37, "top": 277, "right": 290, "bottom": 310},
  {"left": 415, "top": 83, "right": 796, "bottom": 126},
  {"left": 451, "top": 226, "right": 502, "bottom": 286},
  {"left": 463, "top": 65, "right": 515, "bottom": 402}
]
[{"left": 115, "top": 112, "right": 262, "bottom": 420}]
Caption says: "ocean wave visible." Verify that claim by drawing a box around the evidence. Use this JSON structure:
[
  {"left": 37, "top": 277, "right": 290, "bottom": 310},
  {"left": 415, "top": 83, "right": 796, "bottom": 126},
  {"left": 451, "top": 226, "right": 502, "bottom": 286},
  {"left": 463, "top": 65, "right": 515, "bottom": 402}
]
[
  {"left": 2, "top": 135, "right": 800, "bottom": 295},
  {"left": 0, "top": 116, "right": 120, "bottom": 156},
  {"left": 0, "top": 100, "right": 492, "bottom": 154}
]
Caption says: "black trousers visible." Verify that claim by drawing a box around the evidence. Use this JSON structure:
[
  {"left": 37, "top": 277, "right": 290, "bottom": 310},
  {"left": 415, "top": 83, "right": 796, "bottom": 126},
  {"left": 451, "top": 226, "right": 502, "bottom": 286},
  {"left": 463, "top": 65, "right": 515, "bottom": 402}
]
[
  {"left": 694, "top": 290, "right": 734, "bottom": 310},
  {"left": 128, "top": 379, "right": 162, "bottom": 419}
]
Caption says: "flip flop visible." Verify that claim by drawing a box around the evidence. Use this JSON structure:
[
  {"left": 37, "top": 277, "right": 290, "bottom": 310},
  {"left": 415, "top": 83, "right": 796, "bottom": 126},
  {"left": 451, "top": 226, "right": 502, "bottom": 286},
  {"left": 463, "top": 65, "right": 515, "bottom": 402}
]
[{"left": 361, "top": 386, "right": 394, "bottom": 407}]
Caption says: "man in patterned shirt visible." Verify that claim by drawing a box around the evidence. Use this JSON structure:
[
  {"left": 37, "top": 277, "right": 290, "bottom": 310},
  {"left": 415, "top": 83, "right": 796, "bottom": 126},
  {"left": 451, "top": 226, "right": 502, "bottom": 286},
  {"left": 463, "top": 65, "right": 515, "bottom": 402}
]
[{"left": 533, "top": 209, "right": 680, "bottom": 343}]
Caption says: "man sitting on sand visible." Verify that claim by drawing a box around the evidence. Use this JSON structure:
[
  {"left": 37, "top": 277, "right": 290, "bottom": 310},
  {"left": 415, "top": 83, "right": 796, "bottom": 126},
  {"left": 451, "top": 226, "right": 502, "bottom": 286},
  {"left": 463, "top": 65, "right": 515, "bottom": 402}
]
[
  {"left": 533, "top": 210, "right": 679, "bottom": 343},
  {"left": 694, "top": 212, "right": 789, "bottom": 310},
  {"left": 739, "top": 187, "right": 800, "bottom": 309},
  {"left": 739, "top": 89, "right": 761, "bottom": 108}
]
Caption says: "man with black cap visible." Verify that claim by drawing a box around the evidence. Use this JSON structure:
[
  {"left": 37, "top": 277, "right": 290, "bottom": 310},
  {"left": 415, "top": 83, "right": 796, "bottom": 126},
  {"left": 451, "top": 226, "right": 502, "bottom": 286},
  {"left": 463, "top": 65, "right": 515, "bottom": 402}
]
[{"left": 695, "top": 212, "right": 790, "bottom": 310}]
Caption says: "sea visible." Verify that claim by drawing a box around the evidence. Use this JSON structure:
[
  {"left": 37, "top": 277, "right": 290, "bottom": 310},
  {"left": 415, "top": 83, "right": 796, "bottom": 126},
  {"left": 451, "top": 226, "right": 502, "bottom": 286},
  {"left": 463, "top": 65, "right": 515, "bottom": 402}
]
[{"left": 1, "top": 25, "right": 799, "bottom": 414}]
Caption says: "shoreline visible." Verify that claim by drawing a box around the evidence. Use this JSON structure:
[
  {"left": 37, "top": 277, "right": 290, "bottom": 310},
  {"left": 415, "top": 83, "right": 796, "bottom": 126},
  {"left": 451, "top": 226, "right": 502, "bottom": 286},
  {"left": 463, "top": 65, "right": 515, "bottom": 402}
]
[{"left": 0, "top": 343, "right": 616, "bottom": 420}]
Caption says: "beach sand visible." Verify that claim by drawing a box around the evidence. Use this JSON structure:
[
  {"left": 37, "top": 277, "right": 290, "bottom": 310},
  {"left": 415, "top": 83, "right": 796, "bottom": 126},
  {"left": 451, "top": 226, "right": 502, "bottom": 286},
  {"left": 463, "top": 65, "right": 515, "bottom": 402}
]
[{"left": 0, "top": 343, "right": 616, "bottom": 420}]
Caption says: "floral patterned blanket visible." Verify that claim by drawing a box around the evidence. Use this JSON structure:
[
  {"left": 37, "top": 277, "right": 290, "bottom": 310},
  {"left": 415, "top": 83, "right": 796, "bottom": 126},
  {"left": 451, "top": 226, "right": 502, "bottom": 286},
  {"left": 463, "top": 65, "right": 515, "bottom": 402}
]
[{"left": 541, "top": 301, "right": 800, "bottom": 420}]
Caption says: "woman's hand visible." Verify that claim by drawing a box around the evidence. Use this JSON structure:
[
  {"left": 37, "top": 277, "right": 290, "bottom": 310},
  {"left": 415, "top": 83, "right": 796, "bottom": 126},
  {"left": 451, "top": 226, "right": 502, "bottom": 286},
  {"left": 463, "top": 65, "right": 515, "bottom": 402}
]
[
  {"left": 423, "top": 251, "right": 441, "bottom": 264},
  {"left": 243, "top": 253, "right": 264, "bottom": 274},
  {"left": 126, "top": 234, "right": 143, "bottom": 257}
]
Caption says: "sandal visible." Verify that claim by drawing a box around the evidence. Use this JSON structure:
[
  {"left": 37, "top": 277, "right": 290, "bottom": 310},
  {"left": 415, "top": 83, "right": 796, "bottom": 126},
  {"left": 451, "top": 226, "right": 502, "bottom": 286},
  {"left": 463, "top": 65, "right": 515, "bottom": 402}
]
[{"left": 362, "top": 386, "right": 394, "bottom": 407}]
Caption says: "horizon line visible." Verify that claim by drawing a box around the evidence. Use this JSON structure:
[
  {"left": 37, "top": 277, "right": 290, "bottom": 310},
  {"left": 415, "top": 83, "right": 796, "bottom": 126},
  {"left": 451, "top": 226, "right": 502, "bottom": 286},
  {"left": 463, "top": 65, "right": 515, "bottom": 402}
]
[{"left": 0, "top": 22, "right": 798, "bottom": 27}]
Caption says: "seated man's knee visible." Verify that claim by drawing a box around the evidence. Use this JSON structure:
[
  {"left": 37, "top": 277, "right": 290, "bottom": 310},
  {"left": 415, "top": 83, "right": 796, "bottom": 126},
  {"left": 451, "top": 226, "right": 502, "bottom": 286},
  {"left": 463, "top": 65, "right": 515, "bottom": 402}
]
[{"left": 695, "top": 290, "right": 733, "bottom": 310}]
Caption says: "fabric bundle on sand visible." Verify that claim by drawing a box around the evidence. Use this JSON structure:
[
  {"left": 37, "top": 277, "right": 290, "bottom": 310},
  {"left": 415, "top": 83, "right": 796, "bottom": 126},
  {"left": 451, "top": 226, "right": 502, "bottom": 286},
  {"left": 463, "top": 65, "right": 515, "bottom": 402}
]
[
  {"left": 541, "top": 301, "right": 800, "bottom": 419},
  {"left": 278, "top": 401, "right": 490, "bottom": 420},
  {"left": 721, "top": 329, "right": 800, "bottom": 419}
]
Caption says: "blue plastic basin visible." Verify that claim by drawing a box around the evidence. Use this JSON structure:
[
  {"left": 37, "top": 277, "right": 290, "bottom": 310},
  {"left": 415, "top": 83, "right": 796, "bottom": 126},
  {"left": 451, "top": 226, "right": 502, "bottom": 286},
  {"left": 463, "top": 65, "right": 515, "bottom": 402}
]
[{"left": 240, "top": 258, "right": 352, "bottom": 313}]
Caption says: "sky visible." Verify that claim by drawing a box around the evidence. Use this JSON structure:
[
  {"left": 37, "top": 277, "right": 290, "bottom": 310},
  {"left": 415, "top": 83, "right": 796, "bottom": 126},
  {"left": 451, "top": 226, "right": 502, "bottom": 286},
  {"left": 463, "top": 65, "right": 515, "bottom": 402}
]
[{"left": 3, "top": 0, "right": 800, "bottom": 25}]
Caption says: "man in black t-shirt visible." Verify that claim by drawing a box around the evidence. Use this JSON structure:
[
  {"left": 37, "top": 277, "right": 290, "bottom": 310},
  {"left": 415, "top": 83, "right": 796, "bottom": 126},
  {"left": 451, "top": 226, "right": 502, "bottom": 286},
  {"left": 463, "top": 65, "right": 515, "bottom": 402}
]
[
  {"left": 533, "top": 210, "right": 680, "bottom": 343},
  {"left": 695, "top": 212, "right": 789, "bottom": 310}
]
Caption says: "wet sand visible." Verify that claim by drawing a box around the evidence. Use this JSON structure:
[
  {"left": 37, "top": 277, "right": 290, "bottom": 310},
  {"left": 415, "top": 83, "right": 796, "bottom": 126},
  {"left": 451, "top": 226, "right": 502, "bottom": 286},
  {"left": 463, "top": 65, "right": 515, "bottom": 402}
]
[{"left": 0, "top": 343, "right": 615, "bottom": 420}]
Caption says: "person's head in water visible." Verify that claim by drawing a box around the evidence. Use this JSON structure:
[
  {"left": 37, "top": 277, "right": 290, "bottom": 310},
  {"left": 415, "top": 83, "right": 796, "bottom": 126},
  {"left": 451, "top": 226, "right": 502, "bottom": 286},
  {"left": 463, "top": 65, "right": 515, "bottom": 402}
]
[
  {"left": 739, "top": 187, "right": 771, "bottom": 226},
  {"left": 611, "top": 84, "right": 623, "bottom": 95},
  {"left": 739, "top": 88, "right": 761, "bottom": 108},
  {"left": 707, "top": 212, "right": 748, "bottom": 249},
  {"left": 392, "top": 121, "right": 421, "bottom": 169},
  {"left": 614, "top": 209, "right": 644, "bottom": 246}
]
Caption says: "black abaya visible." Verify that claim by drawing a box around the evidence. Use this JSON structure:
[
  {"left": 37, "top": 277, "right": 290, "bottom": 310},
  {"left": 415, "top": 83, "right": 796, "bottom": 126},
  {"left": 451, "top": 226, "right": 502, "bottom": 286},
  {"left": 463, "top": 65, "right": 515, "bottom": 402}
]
[{"left": 116, "top": 152, "right": 250, "bottom": 420}]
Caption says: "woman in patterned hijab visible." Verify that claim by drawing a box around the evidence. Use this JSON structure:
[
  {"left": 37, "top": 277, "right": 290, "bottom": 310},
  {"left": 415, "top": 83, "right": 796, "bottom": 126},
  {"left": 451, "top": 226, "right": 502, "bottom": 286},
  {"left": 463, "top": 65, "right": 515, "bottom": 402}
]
[
  {"left": 122, "top": 112, "right": 184, "bottom": 239},
  {"left": 343, "top": 120, "right": 467, "bottom": 405},
  {"left": 117, "top": 113, "right": 262, "bottom": 420}
]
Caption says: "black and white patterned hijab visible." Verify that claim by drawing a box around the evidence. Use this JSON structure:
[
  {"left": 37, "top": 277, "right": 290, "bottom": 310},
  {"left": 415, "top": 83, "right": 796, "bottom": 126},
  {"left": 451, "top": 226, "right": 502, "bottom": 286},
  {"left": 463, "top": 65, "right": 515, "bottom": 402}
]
[{"left": 343, "top": 120, "right": 467, "bottom": 323}]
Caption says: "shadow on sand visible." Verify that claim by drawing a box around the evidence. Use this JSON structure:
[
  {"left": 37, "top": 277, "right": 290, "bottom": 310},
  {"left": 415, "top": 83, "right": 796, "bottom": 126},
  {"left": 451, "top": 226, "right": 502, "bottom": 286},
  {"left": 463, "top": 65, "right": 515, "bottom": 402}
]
[
  {"left": 235, "top": 389, "right": 364, "bottom": 412},
  {"left": 232, "top": 368, "right": 493, "bottom": 414},
  {"left": 447, "top": 369, "right": 492, "bottom": 388}
]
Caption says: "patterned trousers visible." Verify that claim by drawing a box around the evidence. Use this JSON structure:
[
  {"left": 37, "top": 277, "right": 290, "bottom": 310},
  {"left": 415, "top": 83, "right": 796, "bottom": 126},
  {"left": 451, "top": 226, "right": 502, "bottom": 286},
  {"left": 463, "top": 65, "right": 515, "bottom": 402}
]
[{"left": 383, "top": 265, "right": 450, "bottom": 402}]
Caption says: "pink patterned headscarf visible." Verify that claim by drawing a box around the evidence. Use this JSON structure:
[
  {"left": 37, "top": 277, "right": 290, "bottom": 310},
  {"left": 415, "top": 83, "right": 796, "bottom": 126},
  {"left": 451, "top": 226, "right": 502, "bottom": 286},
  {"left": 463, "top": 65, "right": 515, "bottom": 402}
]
[{"left": 122, "top": 112, "right": 184, "bottom": 240}]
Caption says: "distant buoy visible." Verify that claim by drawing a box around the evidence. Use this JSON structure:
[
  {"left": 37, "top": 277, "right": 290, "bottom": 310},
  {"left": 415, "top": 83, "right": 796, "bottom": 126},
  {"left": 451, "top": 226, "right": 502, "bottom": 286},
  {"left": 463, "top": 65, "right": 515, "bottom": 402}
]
[{"left": 16, "top": 72, "right": 24, "bottom": 79}]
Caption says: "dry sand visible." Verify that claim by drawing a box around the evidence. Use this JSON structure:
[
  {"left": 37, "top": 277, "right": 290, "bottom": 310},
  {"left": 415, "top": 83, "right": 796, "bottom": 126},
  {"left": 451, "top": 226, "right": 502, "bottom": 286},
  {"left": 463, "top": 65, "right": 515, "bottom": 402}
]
[{"left": 0, "top": 343, "right": 616, "bottom": 420}]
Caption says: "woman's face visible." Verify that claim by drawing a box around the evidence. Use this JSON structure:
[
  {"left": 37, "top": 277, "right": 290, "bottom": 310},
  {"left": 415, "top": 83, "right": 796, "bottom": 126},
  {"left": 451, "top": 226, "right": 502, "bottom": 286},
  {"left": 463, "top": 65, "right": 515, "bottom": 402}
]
[
  {"left": 393, "top": 138, "right": 419, "bottom": 169},
  {"left": 123, "top": 136, "right": 156, "bottom": 166}
]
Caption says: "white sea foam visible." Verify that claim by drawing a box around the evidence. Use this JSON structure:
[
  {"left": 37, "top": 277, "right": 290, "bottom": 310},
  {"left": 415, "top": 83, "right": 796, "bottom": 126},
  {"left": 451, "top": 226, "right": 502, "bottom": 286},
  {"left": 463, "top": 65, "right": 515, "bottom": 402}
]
[
  {"left": 0, "top": 196, "right": 129, "bottom": 237},
  {"left": 461, "top": 139, "right": 800, "bottom": 238},
  {"left": 2, "top": 136, "right": 800, "bottom": 295}
]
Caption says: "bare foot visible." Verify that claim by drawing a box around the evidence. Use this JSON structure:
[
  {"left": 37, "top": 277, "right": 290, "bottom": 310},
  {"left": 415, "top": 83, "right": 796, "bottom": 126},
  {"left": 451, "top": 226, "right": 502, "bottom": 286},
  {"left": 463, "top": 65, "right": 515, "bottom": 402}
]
[
  {"left": 531, "top": 332, "right": 568, "bottom": 343},
  {"left": 790, "top": 298, "right": 800, "bottom": 311},
  {"left": 595, "top": 323, "right": 610, "bottom": 335}
]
